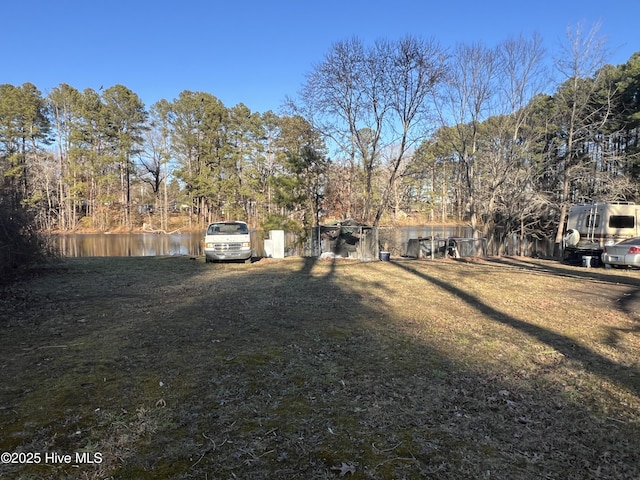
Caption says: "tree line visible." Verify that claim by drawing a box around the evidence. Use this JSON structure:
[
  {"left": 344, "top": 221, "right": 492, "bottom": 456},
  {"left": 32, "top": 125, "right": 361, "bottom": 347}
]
[{"left": 1, "top": 25, "right": 639, "bottom": 259}]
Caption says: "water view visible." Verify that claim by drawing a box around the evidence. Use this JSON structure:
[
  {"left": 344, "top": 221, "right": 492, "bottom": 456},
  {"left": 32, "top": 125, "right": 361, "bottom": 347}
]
[
  {"left": 51, "top": 233, "right": 205, "bottom": 257},
  {"left": 50, "top": 226, "right": 472, "bottom": 258}
]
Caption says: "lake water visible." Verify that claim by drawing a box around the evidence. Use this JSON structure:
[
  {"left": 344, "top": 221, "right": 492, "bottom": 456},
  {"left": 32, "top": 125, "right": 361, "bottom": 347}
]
[
  {"left": 50, "top": 226, "right": 472, "bottom": 258},
  {"left": 52, "top": 233, "right": 205, "bottom": 257},
  {"left": 379, "top": 225, "right": 471, "bottom": 245}
]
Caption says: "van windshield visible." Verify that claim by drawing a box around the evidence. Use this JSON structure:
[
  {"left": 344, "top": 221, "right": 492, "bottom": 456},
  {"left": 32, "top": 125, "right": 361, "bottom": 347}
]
[{"left": 207, "top": 223, "right": 249, "bottom": 235}]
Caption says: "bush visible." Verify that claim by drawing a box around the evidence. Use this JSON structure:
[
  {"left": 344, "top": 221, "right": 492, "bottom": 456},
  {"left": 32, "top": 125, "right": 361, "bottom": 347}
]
[
  {"left": 260, "top": 213, "right": 303, "bottom": 237},
  {"left": 0, "top": 202, "right": 51, "bottom": 281}
]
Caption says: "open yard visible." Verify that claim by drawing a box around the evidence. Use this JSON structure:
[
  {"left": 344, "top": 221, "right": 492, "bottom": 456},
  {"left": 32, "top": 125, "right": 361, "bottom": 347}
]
[{"left": 1, "top": 255, "right": 639, "bottom": 479}]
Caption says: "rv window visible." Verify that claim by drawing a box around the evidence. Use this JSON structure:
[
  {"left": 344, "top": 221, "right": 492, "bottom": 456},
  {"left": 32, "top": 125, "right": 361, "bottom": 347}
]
[
  {"left": 609, "top": 215, "right": 635, "bottom": 229},
  {"left": 586, "top": 214, "right": 599, "bottom": 228}
]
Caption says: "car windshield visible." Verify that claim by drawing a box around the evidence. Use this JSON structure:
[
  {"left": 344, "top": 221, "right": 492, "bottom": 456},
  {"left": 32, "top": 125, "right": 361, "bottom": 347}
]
[{"left": 207, "top": 223, "right": 248, "bottom": 235}]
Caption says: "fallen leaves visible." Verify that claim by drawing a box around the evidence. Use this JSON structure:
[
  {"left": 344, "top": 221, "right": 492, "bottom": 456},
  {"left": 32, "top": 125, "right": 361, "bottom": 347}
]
[{"left": 331, "top": 461, "right": 356, "bottom": 476}]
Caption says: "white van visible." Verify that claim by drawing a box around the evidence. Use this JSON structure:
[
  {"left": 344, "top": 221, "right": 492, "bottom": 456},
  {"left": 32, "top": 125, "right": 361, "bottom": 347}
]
[
  {"left": 204, "top": 221, "right": 252, "bottom": 263},
  {"left": 563, "top": 202, "right": 640, "bottom": 263}
]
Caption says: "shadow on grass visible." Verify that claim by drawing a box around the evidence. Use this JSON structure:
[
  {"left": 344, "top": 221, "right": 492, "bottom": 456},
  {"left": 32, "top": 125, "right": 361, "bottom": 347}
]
[
  {"left": 479, "top": 256, "right": 640, "bottom": 354},
  {"left": 484, "top": 256, "right": 640, "bottom": 288},
  {"left": 2, "top": 256, "right": 640, "bottom": 479},
  {"left": 390, "top": 260, "right": 640, "bottom": 396}
]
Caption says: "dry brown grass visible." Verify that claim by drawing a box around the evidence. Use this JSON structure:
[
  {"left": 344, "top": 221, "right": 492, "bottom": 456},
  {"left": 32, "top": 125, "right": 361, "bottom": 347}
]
[{"left": 1, "top": 255, "right": 639, "bottom": 479}]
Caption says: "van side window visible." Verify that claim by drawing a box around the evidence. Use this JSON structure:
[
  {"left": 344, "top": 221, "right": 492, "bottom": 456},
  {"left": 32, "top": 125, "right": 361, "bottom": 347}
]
[
  {"left": 609, "top": 215, "right": 635, "bottom": 229},
  {"left": 586, "top": 214, "right": 599, "bottom": 228}
]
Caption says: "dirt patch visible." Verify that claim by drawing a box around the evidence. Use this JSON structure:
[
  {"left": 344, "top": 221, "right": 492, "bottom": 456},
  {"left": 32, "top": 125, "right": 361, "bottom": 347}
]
[{"left": 1, "top": 256, "right": 639, "bottom": 479}]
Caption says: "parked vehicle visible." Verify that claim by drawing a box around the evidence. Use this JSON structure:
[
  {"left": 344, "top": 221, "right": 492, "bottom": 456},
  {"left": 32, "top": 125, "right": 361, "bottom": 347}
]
[
  {"left": 204, "top": 221, "right": 252, "bottom": 263},
  {"left": 563, "top": 202, "right": 640, "bottom": 265},
  {"left": 601, "top": 237, "right": 640, "bottom": 268}
]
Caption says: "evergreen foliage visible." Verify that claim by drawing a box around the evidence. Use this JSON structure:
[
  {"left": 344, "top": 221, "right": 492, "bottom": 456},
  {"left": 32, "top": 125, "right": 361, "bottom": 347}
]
[{"left": 0, "top": 33, "right": 639, "bottom": 261}]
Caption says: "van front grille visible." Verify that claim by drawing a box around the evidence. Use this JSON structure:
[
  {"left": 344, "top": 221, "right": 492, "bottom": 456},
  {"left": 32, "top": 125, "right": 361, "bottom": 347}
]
[{"left": 213, "top": 243, "right": 242, "bottom": 252}]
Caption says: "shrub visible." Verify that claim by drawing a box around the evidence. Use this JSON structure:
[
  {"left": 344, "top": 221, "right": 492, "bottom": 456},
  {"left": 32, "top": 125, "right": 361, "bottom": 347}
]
[{"left": 0, "top": 201, "right": 51, "bottom": 282}]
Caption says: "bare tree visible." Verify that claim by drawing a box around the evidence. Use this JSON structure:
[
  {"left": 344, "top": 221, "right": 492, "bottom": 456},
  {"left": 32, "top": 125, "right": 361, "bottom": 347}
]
[
  {"left": 297, "top": 37, "right": 384, "bottom": 221},
  {"left": 435, "top": 42, "right": 499, "bottom": 239},
  {"left": 432, "top": 34, "right": 549, "bottom": 254},
  {"left": 483, "top": 34, "right": 548, "bottom": 253},
  {"left": 372, "top": 37, "right": 448, "bottom": 226},
  {"left": 138, "top": 122, "right": 167, "bottom": 227},
  {"left": 551, "top": 21, "right": 611, "bottom": 256},
  {"left": 296, "top": 36, "right": 447, "bottom": 225}
]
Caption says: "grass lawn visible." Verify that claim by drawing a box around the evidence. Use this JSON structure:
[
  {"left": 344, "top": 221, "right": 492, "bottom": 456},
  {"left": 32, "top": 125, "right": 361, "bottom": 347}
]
[{"left": 1, "top": 255, "right": 639, "bottom": 479}]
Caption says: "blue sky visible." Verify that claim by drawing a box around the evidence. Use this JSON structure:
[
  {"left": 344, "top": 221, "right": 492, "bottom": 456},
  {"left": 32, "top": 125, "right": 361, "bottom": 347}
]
[{"left": 2, "top": 0, "right": 637, "bottom": 114}]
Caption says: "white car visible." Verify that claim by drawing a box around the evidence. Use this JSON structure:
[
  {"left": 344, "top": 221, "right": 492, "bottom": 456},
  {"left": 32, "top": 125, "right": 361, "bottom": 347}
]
[
  {"left": 601, "top": 237, "right": 640, "bottom": 268},
  {"left": 204, "top": 221, "right": 252, "bottom": 263}
]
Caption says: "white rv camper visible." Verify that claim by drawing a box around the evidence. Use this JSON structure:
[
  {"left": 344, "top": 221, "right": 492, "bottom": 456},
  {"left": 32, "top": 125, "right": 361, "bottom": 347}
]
[{"left": 563, "top": 202, "right": 640, "bottom": 264}]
